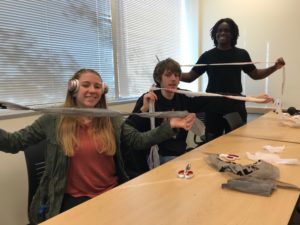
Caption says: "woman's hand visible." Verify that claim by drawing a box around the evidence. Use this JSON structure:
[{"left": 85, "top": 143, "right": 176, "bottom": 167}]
[
  {"left": 140, "top": 91, "right": 158, "bottom": 112},
  {"left": 169, "top": 113, "right": 196, "bottom": 130},
  {"left": 274, "top": 57, "right": 285, "bottom": 70},
  {"left": 254, "top": 93, "right": 274, "bottom": 103}
]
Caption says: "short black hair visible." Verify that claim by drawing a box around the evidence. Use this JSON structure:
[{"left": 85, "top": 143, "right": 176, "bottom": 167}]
[
  {"left": 153, "top": 58, "right": 181, "bottom": 86},
  {"left": 210, "top": 18, "right": 239, "bottom": 47}
]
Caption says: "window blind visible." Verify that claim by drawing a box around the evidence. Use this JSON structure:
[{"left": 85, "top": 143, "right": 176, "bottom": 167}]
[
  {"left": 0, "top": 0, "right": 198, "bottom": 113},
  {"left": 114, "top": 0, "right": 189, "bottom": 98},
  {"left": 0, "top": 0, "right": 114, "bottom": 107}
]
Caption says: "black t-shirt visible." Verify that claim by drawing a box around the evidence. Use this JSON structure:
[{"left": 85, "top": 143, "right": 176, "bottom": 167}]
[
  {"left": 125, "top": 90, "right": 244, "bottom": 157},
  {"left": 192, "top": 47, "right": 256, "bottom": 94}
]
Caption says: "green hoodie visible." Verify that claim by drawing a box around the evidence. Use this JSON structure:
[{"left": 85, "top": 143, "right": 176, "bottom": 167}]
[{"left": 0, "top": 113, "right": 177, "bottom": 224}]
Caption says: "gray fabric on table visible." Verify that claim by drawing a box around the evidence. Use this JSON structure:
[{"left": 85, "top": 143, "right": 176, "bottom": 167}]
[
  {"left": 206, "top": 154, "right": 300, "bottom": 196},
  {"left": 206, "top": 154, "right": 279, "bottom": 179},
  {"left": 222, "top": 177, "right": 277, "bottom": 196}
]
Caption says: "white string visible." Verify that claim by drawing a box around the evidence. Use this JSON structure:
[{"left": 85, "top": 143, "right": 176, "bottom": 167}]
[
  {"left": 180, "top": 61, "right": 286, "bottom": 111},
  {"left": 275, "top": 66, "right": 286, "bottom": 114},
  {"left": 180, "top": 61, "right": 276, "bottom": 67},
  {"left": 151, "top": 87, "right": 270, "bottom": 103},
  {"left": 147, "top": 90, "right": 160, "bottom": 169},
  {"left": 281, "top": 66, "right": 286, "bottom": 96},
  {"left": 0, "top": 101, "right": 189, "bottom": 118}
]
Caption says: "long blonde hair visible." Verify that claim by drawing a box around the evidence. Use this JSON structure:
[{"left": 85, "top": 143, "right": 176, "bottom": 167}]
[{"left": 57, "top": 69, "right": 116, "bottom": 156}]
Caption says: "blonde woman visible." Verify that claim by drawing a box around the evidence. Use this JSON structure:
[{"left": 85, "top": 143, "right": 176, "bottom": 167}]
[{"left": 0, "top": 68, "right": 195, "bottom": 224}]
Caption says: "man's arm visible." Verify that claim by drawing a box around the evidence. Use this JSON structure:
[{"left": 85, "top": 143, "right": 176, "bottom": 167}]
[
  {"left": 248, "top": 57, "right": 285, "bottom": 80},
  {"left": 181, "top": 70, "right": 201, "bottom": 83}
]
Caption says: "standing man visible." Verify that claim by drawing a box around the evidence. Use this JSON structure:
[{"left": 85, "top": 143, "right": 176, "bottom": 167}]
[{"left": 181, "top": 18, "right": 285, "bottom": 141}]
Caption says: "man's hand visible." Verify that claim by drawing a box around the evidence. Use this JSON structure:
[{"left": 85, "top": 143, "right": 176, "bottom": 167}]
[{"left": 140, "top": 91, "right": 158, "bottom": 112}]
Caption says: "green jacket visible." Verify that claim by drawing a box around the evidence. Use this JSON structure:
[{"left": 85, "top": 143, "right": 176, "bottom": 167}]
[{"left": 0, "top": 114, "right": 177, "bottom": 224}]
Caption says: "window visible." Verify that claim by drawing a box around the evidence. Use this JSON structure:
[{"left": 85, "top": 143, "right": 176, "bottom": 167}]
[
  {"left": 0, "top": 0, "right": 199, "bottom": 113},
  {"left": 0, "top": 0, "right": 114, "bottom": 107},
  {"left": 114, "top": 0, "right": 199, "bottom": 97}
]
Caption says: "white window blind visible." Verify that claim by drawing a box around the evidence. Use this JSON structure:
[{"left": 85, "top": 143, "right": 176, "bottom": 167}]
[
  {"left": 0, "top": 0, "right": 198, "bottom": 114},
  {"left": 114, "top": 0, "right": 191, "bottom": 98},
  {"left": 0, "top": 0, "right": 115, "bottom": 107}
]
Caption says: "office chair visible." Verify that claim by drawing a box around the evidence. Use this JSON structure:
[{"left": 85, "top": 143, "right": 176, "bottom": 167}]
[
  {"left": 193, "top": 112, "right": 245, "bottom": 145},
  {"left": 24, "top": 140, "right": 47, "bottom": 224},
  {"left": 190, "top": 112, "right": 245, "bottom": 149},
  {"left": 223, "top": 112, "right": 245, "bottom": 131}
]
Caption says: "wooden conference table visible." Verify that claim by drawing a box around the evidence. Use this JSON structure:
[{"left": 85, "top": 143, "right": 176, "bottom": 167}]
[
  {"left": 40, "top": 119, "right": 300, "bottom": 225},
  {"left": 229, "top": 111, "right": 300, "bottom": 144}
]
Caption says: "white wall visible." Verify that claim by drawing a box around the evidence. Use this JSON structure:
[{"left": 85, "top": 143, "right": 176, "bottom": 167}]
[
  {"left": 0, "top": 102, "right": 135, "bottom": 225},
  {"left": 199, "top": 0, "right": 300, "bottom": 109}
]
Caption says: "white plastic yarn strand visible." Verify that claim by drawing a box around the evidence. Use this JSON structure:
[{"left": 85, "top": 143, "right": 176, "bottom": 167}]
[
  {"left": 151, "top": 88, "right": 268, "bottom": 103},
  {"left": 180, "top": 61, "right": 286, "bottom": 106},
  {"left": 180, "top": 61, "right": 277, "bottom": 67},
  {"left": 151, "top": 87, "right": 223, "bottom": 97},
  {"left": 281, "top": 66, "right": 286, "bottom": 96},
  {"left": 0, "top": 101, "right": 189, "bottom": 118},
  {"left": 149, "top": 100, "right": 155, "bottom": 129},
  {"left": 148, "top": 99, "right": 160, "bottom": 169},
  {"left": 224, "top": 95, "right": 269, "bottom": 103},
  {"left": 172, "top": 89, "right": 223, "bottom": 97}
]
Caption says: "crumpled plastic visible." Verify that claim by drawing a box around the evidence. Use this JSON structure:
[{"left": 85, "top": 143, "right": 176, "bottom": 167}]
[
  {"left": 246, "top": 152, "right": 299, "bottom": 165},
  {"left": 191, "top": 117, "right": 205, "bottom": 136},
  {"left": 245, "top": 144, "right": 299, "bottom": 164},
  {"left": 263, "top": 145, "right": 285, "bottom": 153},
  {"left": 280, "top": 113, "right": 300, "bottom": 128}
]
